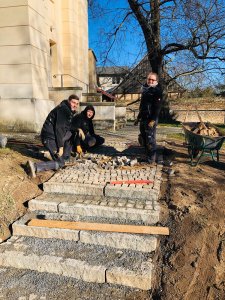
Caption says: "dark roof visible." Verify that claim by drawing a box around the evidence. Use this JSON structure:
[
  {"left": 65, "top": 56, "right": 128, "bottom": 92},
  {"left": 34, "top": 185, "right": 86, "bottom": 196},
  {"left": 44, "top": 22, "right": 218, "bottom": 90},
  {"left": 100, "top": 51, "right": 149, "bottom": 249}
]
[
  {"left": 96, "top": 66, "right": 129, "bottom": 76},
  {"left": 112, "top": 55, "right": 185, "bottom": 94}
]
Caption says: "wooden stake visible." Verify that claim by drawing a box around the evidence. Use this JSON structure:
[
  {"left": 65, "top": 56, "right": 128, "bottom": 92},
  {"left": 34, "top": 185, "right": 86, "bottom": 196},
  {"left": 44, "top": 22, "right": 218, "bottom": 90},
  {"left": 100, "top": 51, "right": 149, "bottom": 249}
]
[{"left": 27, "top": 219, "right": 169, "bottom": 236}]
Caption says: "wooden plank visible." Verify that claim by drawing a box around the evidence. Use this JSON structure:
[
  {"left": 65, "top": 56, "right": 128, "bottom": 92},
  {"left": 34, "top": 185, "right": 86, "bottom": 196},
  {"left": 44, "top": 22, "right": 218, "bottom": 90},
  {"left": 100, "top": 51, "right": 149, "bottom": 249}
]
[{"left": 27, "top": 219, "right": 169, "bottom": 236}]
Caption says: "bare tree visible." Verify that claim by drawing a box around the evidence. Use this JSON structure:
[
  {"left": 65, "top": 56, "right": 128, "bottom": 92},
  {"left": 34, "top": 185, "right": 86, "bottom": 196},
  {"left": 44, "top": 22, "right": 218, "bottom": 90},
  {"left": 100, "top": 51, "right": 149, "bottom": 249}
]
[{"left": 89, "top": 0, "right": 225, "bottom": 89}]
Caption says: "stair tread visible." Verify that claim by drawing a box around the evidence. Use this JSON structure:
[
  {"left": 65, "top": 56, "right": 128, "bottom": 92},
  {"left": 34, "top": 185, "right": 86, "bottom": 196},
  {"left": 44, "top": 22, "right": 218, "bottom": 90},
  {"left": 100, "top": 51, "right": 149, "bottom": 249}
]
[
  {"left": 0, "top": 236, "right": 153, "bottom": 289},
  {"left": 12, "top": 214, "right": 158, "bottom": 253},
  {"left": 0, "top": 236, "right": 153, "bottom": 269},
  {"left": 0, "top": 267, "right": 150, "bottom": 298}
]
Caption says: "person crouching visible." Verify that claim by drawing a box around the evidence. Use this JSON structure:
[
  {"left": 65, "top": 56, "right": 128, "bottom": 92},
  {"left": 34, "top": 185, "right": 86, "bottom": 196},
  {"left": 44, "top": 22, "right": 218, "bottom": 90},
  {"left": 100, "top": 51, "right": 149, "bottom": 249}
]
[{"left": 71, "top": 105, "right": 104, "bottom": 155}]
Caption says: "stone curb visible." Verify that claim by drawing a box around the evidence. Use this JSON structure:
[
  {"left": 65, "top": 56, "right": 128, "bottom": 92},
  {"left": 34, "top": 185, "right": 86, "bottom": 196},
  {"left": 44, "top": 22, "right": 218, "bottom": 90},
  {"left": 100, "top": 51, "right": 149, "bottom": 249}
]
[
  {"left": 12, "top": 215, "right": 158, "bottom": 252},
  {"left": 58, "top": 202, "right": 159, "bottom": 224},
  {"left": 43, "top": 182, "right": 104, "bottom": 196},
  {"left": 0, "top": 250, "right": 153, "bottom": 289},
  {"left": 0, "top": 251, "right": 105, "bottom": 284},
  {"left": 106, "top": 261, "right": 152, "bottom": 290},
  {"left": 28, "top": 199, "right": 159, "bottom": 224},
  {"left": 80, "top": 231, "right": 157, "bottom": 253}
]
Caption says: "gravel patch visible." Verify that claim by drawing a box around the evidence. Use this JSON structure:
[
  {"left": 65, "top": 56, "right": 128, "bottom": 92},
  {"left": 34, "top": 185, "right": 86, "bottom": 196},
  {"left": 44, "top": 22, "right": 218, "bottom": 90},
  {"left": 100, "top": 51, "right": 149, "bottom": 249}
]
[{"left": 1, "top": 237, "right": 153, "bottom": 270}]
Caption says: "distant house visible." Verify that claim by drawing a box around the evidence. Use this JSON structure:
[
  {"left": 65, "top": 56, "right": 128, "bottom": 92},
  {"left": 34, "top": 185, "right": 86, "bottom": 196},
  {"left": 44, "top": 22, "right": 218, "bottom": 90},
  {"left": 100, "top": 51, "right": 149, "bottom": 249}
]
[
  {"left": 97, "top": 66, "right": 130, "bottom": 93},
  {"left": 100, "top": 56, "right": 185, "bottom": 104}
]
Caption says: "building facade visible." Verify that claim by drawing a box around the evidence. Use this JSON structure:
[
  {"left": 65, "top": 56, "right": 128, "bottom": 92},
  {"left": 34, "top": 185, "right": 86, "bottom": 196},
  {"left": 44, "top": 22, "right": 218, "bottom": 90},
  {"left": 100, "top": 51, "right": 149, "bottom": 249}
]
[
  {"left": 0, "top": 0, "right": 88, "bottom": 132},
  {"left": 97, "top": 66, "right": 129, "bottom": 93}
]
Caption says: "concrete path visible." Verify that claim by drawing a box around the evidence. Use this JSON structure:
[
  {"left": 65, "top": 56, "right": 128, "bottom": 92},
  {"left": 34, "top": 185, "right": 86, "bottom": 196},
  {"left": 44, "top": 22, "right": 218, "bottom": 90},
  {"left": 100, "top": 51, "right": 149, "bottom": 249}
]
[{"left": 0, "top": 126, "right": 166, "bottom": 297}]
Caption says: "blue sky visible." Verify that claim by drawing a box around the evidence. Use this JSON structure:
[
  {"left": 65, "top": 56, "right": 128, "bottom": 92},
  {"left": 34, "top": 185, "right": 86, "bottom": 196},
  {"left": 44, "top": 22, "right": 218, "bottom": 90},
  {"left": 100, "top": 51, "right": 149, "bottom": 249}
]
[
  {"left": 88, "top": 1, "right": 225, "bottom": 88},
  {"left": 88, "top": 1, "right": 146, "bottom": 68}
]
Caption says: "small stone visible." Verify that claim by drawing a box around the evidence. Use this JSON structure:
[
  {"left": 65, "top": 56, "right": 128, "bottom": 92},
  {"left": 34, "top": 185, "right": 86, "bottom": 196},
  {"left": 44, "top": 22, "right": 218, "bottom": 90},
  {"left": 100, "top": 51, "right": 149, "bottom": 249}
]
[
  {"left": 115, "top": 250, "right": 124, "bottom": 258},
  {"left": 130, "top": 159, "right": 138, "bottom": 167},
  {"left": 168, "top": 169, "right": 175, "bottom": 176}
]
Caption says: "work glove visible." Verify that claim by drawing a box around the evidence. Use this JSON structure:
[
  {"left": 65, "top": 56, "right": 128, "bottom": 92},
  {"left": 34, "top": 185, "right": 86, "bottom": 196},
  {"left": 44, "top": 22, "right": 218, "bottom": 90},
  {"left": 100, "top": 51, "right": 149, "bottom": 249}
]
[
  {"left": 134, "top": 119, "right": 139, "bottom": 126},
  {"left": 78, "top": 128, "right": 85, "bottom": 141},
  {"left": 57, "top": 147, "right": 64, "bottom": 157},
  {"left": 76, "top": 145, "right": 83, "bottom": 155},
  {"left": 148, "top": 120, "right": 155, "bottom": 128}
]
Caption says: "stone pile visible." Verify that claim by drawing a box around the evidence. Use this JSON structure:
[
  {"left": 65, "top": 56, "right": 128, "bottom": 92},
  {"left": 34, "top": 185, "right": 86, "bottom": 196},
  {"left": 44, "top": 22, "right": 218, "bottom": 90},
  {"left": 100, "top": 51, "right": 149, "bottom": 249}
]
[{"left": 75, "top": 154, "right": 139, "bottom": 170}]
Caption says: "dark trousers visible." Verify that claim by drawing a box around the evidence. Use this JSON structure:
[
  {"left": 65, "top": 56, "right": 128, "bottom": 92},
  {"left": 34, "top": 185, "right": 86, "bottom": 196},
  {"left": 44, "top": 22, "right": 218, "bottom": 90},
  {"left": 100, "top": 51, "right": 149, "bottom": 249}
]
[
  {"left": 139, "top": 120, "right": 157, "bottom": 158},
  {"left": 74, "top": 133, "right": 104, "bottom": 151},
  {"left": 36, "top": 132, "right": 73, "bottom": 172}
]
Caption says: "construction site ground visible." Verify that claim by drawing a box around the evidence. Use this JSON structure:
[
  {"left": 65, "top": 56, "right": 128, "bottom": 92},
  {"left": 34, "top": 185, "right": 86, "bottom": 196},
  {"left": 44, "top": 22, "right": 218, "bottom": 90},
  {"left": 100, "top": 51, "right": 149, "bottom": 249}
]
[{"left": 0, "top": 125, "right": 224, "bottom": 300}]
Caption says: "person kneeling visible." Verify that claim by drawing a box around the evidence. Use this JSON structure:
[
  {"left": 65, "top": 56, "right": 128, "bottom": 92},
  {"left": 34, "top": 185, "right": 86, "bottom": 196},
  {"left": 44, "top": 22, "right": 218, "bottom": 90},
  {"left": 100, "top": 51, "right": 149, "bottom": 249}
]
[
  {"left": 71, "top": 105, "right": 104, "bottom": 155},
  {"left": 26, "top": 94, "right": 79, "bottom": 178}
]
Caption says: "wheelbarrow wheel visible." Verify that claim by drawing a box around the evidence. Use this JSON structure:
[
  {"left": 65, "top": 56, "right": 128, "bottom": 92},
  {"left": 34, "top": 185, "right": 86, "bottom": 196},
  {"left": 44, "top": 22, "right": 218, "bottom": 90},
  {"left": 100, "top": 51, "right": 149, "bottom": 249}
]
[{"left": 188, "top": 147, "right": 199, "bottom": 158}]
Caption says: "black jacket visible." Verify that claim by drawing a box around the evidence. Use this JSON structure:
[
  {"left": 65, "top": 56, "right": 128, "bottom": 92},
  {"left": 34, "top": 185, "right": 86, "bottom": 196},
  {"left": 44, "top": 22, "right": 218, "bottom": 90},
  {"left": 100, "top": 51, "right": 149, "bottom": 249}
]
[
  {"left": 41, "top": 100, "right": 76, "bottom": 148},
  {"left": 71, "top": 105, "right": 95, "bottom": 135},
  {"left": 71, "top": 105, "right": 95, "bottom": 145},
  {"left": 138, "top": 84, "right": 163, "bottom": 122}
]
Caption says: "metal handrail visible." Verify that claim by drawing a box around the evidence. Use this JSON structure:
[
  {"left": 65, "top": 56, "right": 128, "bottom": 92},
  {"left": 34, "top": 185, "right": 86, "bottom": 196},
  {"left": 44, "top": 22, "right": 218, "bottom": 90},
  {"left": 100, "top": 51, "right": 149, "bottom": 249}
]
[{"left": 53, "top": 73, "right": 89, "bottom": 92}]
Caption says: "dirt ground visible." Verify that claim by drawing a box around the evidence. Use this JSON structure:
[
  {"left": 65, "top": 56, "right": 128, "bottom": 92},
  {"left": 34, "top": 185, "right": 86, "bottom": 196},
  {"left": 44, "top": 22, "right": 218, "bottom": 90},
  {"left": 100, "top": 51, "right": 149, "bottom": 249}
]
[
  {"left": 153, "top": 140, "right": 225, "bottom": 300},
  {"left": 0, "top": 135, "right": 224, "bottom": 300}
]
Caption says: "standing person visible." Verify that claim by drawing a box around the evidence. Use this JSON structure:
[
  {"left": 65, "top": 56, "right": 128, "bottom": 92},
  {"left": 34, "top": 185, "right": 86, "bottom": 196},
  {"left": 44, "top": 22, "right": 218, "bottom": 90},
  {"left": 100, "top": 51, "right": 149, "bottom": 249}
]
[
  {"left": 71, "top": 105, "right": 104, "bottom": 155},
  {"left": 26, "top": 94, "right": 79, "bottom": 178},
  {"left": 134, "top": 72, "right": 163, "bottom": 163}
]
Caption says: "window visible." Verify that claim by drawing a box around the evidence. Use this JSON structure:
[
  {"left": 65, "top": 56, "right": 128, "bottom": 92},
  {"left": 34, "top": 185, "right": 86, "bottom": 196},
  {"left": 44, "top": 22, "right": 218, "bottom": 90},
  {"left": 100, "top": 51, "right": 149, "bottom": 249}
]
[{"left": 112, "top": 77, "right": 121, "bottom": 84}]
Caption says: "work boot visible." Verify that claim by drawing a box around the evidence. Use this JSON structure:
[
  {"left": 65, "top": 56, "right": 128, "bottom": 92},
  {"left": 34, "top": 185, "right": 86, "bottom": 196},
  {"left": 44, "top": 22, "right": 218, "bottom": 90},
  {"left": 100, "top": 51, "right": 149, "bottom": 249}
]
[
  {"left": 26, "top": 160, "right": 36, "bottom": 178},
  {"left": 64, "top": 156, "right": 76, "bottom": 166}
]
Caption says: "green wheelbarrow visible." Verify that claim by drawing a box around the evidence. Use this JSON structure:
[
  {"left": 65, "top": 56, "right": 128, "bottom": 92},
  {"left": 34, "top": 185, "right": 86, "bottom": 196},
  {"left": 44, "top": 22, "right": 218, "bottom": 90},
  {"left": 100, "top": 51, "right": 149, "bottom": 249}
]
[{"left": 182, "top": 122, "right": 225, "bottom": 166}]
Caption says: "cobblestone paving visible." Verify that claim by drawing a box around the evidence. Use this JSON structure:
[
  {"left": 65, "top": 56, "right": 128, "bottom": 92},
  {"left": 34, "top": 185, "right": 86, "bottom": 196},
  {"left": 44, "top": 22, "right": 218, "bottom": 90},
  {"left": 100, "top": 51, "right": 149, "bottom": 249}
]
[{"left": 45, "top": 126, "right": 163, "bottom": 203}]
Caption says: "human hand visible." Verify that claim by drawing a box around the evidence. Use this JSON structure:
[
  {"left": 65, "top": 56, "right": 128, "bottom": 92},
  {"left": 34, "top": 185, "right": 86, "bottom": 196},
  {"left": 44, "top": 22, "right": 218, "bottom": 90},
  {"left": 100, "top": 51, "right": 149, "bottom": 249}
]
[
  {"left": 57, "top": 147, "right": 64, "bottom": 157},
  {"left": 78, "top": 128, "right": 85, "bottom": 141},
  {"left": 148, "top": 120, "right": 155, "bottom": 128},
  {"left": 76, "top": 145, "right": 83, "bottom": 154},
  {"left": 134, "top": 119, "right": 139, "bottom": 126}
]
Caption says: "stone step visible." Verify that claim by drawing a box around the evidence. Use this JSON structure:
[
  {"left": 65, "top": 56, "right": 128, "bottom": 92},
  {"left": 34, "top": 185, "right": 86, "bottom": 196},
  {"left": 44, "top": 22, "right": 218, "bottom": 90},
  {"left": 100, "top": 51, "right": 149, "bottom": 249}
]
[
  {"left": 0, "top": 236, "right": 154, "bottom": 290},
  {"left": 0, "top": 266, "right": 151, "bottom": 299},
  {"left": 43, "top": 181, "right": 160, "bottom": 200},
  {"left": 28, "top": 193, "right": 160, "bottom": 225},
  {"left": 42, "top": 164, "right": 162, "bottom": 201},
  {"left": 12, "top": 214, "right": 158, "bottom": 253}
]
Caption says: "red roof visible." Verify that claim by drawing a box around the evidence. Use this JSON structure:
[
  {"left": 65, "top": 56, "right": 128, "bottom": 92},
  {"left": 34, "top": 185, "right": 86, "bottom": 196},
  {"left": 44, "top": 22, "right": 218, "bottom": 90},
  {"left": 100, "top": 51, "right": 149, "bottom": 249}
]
[{"left": 97, "top": 87, "right": 115, "bottom": 99}]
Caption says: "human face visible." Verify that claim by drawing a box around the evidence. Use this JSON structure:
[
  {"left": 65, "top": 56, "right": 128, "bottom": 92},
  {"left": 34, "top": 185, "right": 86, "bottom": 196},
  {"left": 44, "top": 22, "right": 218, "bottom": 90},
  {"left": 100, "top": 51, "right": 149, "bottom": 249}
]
[
  {"left": 87, "top": 109, "right": 94, "bottom": 119},
  {"left": 69, "top": 99, "right": 79, "bottom": 112},
  {"left": 147, "top": 74, "right": 158, "bottom": 87}
]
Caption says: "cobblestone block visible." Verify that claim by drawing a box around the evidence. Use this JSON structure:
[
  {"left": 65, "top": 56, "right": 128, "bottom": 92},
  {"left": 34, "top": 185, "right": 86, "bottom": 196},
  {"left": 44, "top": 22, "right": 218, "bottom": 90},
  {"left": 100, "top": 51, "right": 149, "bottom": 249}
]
[
  {"left": 104, "top": 184, "right": 158, "bottom": 201},
  {"left": 126, "top": 203, "right": 135, "bottom": 208}
]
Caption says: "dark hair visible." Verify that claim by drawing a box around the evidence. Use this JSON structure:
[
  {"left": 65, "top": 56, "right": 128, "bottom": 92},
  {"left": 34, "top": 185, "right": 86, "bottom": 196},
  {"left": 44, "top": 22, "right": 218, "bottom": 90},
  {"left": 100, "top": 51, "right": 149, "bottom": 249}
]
[
  {"left": 83, "top": 105, "right": 95, "bottom": 119},
  {"left": 68, "top": 94, "right": 79, "bottom": 101}
]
